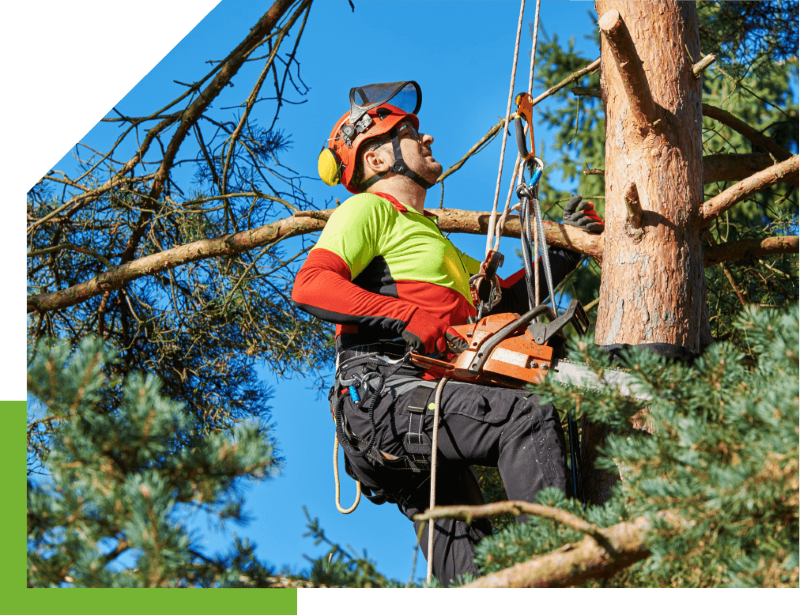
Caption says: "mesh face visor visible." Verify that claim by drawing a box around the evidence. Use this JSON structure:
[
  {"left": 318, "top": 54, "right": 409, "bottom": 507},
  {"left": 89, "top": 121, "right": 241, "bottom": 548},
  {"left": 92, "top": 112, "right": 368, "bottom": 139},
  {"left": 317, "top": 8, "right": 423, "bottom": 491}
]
[{"left": 349, "top": 81, "right": 421, "bottom": 123}]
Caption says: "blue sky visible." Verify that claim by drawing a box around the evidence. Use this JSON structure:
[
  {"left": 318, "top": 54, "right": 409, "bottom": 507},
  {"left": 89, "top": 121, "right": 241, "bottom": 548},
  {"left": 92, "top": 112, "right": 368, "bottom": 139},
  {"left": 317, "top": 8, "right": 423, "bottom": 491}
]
[{"left": 18, "top": 0, "right": 603, "bottom": 586}]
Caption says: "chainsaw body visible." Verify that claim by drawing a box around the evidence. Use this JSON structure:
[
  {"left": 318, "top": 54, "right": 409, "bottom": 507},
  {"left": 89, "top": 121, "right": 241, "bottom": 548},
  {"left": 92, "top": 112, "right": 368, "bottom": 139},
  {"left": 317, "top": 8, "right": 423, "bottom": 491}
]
[{"left": 411, "top": 300, "right": 589, "bottom": 390}]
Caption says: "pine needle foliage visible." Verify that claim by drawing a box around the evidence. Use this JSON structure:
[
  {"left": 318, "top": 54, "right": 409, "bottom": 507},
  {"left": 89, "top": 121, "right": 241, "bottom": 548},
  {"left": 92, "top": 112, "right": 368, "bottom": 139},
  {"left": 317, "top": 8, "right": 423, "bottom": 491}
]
[
  {"left": 459, "top": 305, "right": 799, "bottom": 587},
  {"left": 27, "top": 336, "right": 282, "bottom": 588}
]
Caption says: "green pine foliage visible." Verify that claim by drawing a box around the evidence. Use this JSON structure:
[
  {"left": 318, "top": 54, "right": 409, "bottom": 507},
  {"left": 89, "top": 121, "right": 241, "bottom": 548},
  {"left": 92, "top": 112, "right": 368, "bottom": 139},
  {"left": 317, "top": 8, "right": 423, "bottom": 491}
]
[
  {"left": 463, "top": 305, "right": 799, "bottom": 587},
  {"left": 27, "top": 336, "right": 282, "bottom": 588},
  {"left": 301, "top": 507, "right": 410, "bottom": 588}
]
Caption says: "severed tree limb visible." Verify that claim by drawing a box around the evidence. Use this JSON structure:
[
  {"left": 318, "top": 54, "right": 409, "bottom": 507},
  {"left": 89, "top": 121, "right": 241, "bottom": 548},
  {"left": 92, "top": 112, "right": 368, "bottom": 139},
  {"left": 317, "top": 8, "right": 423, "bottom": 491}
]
[
  {"left": 692, "top": 53, "right": 716, "bottom": 77},
  {"left": 27, "top": 215, "right": 798, "bottom": 315},
  {"left": 704, "top": 236, "right": 799, "bottom": 266},
  {"left": 702, "top": 104, "right": 794, "bottom": 162},
  {"left": 700, "top": 155, "right": 799, "bottom": 226},
  {"left": 464, "top": 516, "right": 651, "bottom": 588}
]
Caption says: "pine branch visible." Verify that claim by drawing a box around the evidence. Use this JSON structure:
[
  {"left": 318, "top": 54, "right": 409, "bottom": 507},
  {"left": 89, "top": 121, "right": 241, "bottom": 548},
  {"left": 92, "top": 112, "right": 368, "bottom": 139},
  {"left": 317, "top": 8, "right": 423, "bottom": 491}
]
[
  {"left": 464, "top": 517, "right": 651, "bottom": 588},
  {"left": 702, "top": 104, "right": 794, "bottom": 162},
  {"left": 117, "top": 0, "right": 303, "bottom": 265},
  {"left": 413, "top": 500, "right": 607, "bottom": 544},
  {"left": 599, "top": 9, "right": 658, "bottom": 133},
  {"left": 26, "top": 209, "right": 603, "bottom": 314},
  {"left": 29, "top": 201, "right": 798, "bottom": 315},
  {"left": 704, "top": 153, "right": 799, "bottom": 186},
  {"left": 700, "top": 155, "right": 799, "bottom": 225},
  {"left": 437, "top": 58, "right": 600, "bottom": 183},
  {"left": 704, "top": 235, "right": 799, "bottom": 266}
]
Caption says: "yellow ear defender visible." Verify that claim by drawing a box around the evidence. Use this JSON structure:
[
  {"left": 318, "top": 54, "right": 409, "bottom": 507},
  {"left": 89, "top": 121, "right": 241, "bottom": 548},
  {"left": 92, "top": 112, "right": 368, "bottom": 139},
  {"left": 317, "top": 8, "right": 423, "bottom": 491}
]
[{"left": 318, "top": 148, "right": 343, "bottom": 186}]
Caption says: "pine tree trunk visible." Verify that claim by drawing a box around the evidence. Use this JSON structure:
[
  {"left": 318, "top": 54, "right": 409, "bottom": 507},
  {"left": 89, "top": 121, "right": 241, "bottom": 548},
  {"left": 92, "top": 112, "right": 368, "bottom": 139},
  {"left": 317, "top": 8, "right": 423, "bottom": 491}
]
[{"left": 584, "top": 0, "right": 710, "bottom": 505}]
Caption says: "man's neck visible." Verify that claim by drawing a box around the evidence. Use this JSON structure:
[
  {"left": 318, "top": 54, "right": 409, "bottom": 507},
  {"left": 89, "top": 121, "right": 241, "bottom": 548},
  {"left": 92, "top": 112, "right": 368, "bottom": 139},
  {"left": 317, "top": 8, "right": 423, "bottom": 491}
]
[{"left": 367, "top": 177, "right": 427, "bottom": 214}]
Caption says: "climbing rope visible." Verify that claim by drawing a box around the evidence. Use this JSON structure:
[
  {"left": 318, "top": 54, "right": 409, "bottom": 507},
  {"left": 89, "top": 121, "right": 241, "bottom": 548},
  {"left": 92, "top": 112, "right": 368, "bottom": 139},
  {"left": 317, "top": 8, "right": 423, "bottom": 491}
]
[
  {"left": 486, "top": 0, "right": 527, "bottom": 256},
  {"left": 333, "top": 430, "right": 361, "bottom": 514},
  {"left": 426, "top": 376, "right": 449, "bottom": 584},
  {"left": 487, "top": 0, "right": 543, "bottom": 256}
]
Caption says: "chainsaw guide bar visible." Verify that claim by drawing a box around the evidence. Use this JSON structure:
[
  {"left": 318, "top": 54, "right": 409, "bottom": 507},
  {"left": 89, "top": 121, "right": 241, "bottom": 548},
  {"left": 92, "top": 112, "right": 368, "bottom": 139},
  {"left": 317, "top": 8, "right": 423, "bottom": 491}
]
[{"left": 410, "top": 299, "right": 651, "bottom": 401}]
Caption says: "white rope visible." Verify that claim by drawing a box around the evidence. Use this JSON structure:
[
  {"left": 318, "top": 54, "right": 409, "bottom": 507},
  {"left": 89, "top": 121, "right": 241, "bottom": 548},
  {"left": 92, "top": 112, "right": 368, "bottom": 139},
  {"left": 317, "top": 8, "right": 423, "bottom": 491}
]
[
  {"left": 486, "top": 0, "right": 527, "bottom": 257},
  {"left": 528, "top": 0, "right": 542, "bottom": 94},
  {"left": 426, "top": 376, "right": 449, "bottom": 584},
  {"left": 333, "top": 431, "right": 361, "bottom": 514},
  {"left": 491, "top": 0, "right": 544, "bottom": 254}
]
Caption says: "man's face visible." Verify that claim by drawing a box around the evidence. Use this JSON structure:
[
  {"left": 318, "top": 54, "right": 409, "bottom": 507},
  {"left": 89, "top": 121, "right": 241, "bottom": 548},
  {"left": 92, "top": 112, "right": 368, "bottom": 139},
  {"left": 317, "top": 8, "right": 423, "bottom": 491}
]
[{"left": 373, "top": 121, "right": 443, "bottom": 184}]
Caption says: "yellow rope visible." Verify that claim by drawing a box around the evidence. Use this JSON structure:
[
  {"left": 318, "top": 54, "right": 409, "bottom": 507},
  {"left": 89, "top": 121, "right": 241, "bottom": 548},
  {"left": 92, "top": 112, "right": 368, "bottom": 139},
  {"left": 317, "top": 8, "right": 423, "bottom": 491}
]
[{"left": 333, "top": 429, "right": 361, "bottom": 514}]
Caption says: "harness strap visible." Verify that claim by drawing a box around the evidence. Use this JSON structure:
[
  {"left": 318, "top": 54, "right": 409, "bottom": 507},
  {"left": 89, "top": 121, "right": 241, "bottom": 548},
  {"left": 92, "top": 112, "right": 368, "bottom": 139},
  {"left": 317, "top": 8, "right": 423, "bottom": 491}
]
[{"left": 404, "top": 385, "right": 435, "bottom": 471}]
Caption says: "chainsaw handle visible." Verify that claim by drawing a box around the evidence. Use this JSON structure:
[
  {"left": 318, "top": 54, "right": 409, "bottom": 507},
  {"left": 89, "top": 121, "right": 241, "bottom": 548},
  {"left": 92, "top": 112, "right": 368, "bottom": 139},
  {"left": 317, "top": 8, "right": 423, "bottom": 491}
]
[{"left": 468, "top": 305, "right": 555, "bottom": 375}]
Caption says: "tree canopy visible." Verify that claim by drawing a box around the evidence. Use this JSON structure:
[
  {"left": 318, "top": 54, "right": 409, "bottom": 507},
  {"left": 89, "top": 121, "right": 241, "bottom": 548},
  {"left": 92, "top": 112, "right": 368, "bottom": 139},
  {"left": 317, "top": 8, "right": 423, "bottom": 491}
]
[{"left": 26, "top": 0, "right": 798, "bottom": 588}]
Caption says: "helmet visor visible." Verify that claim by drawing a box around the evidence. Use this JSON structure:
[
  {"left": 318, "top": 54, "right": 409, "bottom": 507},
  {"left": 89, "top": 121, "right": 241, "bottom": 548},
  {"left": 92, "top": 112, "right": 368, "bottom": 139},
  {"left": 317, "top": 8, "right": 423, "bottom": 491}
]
[{"left": 349, "top": 81, "right": 421, "bottom": 123}]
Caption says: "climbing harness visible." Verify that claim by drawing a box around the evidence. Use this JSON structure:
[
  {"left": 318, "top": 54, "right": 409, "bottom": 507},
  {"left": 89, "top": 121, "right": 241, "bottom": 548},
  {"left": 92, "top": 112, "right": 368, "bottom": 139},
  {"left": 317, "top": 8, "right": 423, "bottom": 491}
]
[{"left": 331, "top": 347, "right": 446, "bottom": 516}]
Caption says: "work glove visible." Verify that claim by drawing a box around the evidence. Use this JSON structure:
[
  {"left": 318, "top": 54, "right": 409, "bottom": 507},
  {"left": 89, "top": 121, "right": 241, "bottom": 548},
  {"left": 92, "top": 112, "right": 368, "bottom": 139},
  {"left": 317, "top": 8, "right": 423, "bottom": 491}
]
[
  {"left": 402, "top": 310, "right": 468, "bottom": 357},
  {"left": 563, "top": 195, "right": 604, "bottom": 234}
]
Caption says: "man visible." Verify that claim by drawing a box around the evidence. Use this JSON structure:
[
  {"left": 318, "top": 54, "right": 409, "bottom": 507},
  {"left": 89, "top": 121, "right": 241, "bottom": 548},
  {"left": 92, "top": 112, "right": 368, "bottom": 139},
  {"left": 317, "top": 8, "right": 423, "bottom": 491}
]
[{"left": 292, "top": 81, "right": 603, "bottom": 585}]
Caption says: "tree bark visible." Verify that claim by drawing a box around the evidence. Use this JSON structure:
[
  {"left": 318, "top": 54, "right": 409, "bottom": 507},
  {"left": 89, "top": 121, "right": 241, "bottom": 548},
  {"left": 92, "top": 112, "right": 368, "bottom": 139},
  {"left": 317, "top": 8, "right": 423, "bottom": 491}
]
[
  {"left": 595, "top": 1, "right": 709, "bottom": 355},
  {"left": 588, "top": 1, "right": 708, "bottom": 507}
]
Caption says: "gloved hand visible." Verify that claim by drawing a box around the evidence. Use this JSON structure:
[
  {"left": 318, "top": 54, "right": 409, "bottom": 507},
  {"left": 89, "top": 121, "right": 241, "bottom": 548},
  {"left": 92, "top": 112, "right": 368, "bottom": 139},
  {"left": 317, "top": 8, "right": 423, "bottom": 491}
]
[
  {"left": 402, "top": 310, "right": 468, "bottom": 356},
  {"left": 563, "top": 195, "right": 604, "bottom": 234}
]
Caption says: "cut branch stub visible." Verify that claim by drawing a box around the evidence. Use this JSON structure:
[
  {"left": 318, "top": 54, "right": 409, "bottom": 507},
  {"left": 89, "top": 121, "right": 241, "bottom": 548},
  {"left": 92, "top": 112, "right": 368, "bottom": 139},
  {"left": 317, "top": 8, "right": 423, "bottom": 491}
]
[
  {"left": 598, "top": 9, "right": 658, "bottom": 133},
  {"left": 692, "top": 53, "right": 716, "bottom": 77},
  {"left": 624, "top": 182, "right": 643, "bottom": 230}
]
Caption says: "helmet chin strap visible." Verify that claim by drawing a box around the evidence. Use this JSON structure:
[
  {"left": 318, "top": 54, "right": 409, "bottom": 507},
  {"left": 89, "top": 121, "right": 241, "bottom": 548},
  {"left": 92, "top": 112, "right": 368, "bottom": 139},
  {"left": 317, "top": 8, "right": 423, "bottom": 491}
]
[{"left": 359, "top": 128, "right": 434, "bottom": 191}]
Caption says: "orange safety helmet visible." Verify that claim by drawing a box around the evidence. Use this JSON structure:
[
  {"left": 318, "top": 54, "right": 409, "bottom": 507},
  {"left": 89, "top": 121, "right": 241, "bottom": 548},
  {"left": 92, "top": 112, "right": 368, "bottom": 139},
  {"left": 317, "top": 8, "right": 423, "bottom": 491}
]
[{"left": 318, "top": 81, "right": 431, "bottom": 194}]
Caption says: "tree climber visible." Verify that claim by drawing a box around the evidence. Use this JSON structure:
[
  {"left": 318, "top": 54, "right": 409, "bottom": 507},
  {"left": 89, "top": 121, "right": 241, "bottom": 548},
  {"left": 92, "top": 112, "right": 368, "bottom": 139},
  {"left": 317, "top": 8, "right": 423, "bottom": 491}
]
[{"left": 291, "top": 81, "right": 604, "bottom": 585}]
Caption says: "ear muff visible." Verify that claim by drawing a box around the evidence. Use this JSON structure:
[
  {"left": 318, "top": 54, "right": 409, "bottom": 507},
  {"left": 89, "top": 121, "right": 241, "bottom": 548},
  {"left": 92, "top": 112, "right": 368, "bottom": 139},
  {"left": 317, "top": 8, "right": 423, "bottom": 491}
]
[{"left": 318, "top": 148, "right": 343, "bottom": 186}]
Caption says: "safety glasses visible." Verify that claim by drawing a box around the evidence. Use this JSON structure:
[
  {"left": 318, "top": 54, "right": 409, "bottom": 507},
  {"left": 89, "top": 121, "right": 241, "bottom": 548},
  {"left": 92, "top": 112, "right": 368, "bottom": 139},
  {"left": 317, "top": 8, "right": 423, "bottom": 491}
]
[{"left": 368, "top": 123, "right": 424, "bottom": 152}]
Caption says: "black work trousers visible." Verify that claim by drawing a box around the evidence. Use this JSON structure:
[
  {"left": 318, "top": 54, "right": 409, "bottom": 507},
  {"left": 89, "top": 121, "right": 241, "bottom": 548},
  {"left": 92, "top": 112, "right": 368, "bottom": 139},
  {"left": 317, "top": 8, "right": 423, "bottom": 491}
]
[{"left": 337, "top": 361, "right": 568, "bottom": 587}]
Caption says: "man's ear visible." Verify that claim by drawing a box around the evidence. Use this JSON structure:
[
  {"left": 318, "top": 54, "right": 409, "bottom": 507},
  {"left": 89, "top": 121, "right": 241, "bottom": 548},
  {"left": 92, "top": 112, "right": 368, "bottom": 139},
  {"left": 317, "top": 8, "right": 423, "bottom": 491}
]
[{"left": 363, "top": 149, "right": 391, "bottom": 175}]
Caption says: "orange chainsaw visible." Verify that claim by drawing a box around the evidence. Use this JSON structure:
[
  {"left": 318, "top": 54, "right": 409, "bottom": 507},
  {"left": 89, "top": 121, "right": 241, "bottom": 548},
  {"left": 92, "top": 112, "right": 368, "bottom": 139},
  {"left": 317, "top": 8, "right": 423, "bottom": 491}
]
[
  {"left": 409, "top": 299, "right": 651, "bottom": 400},
  {"left": 410, "top": 299, "right": 588, "bottom": 389}
]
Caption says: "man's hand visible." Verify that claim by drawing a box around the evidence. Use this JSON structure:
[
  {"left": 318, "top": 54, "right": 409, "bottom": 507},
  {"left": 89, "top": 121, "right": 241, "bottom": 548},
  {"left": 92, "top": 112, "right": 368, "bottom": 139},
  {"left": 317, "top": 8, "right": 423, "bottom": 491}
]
[
  {"left": 403, "top": 310, "right": 467, "bottom": 357},
  {"left": 563, "top": 195, "right": 604, "bottom": 234}
]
